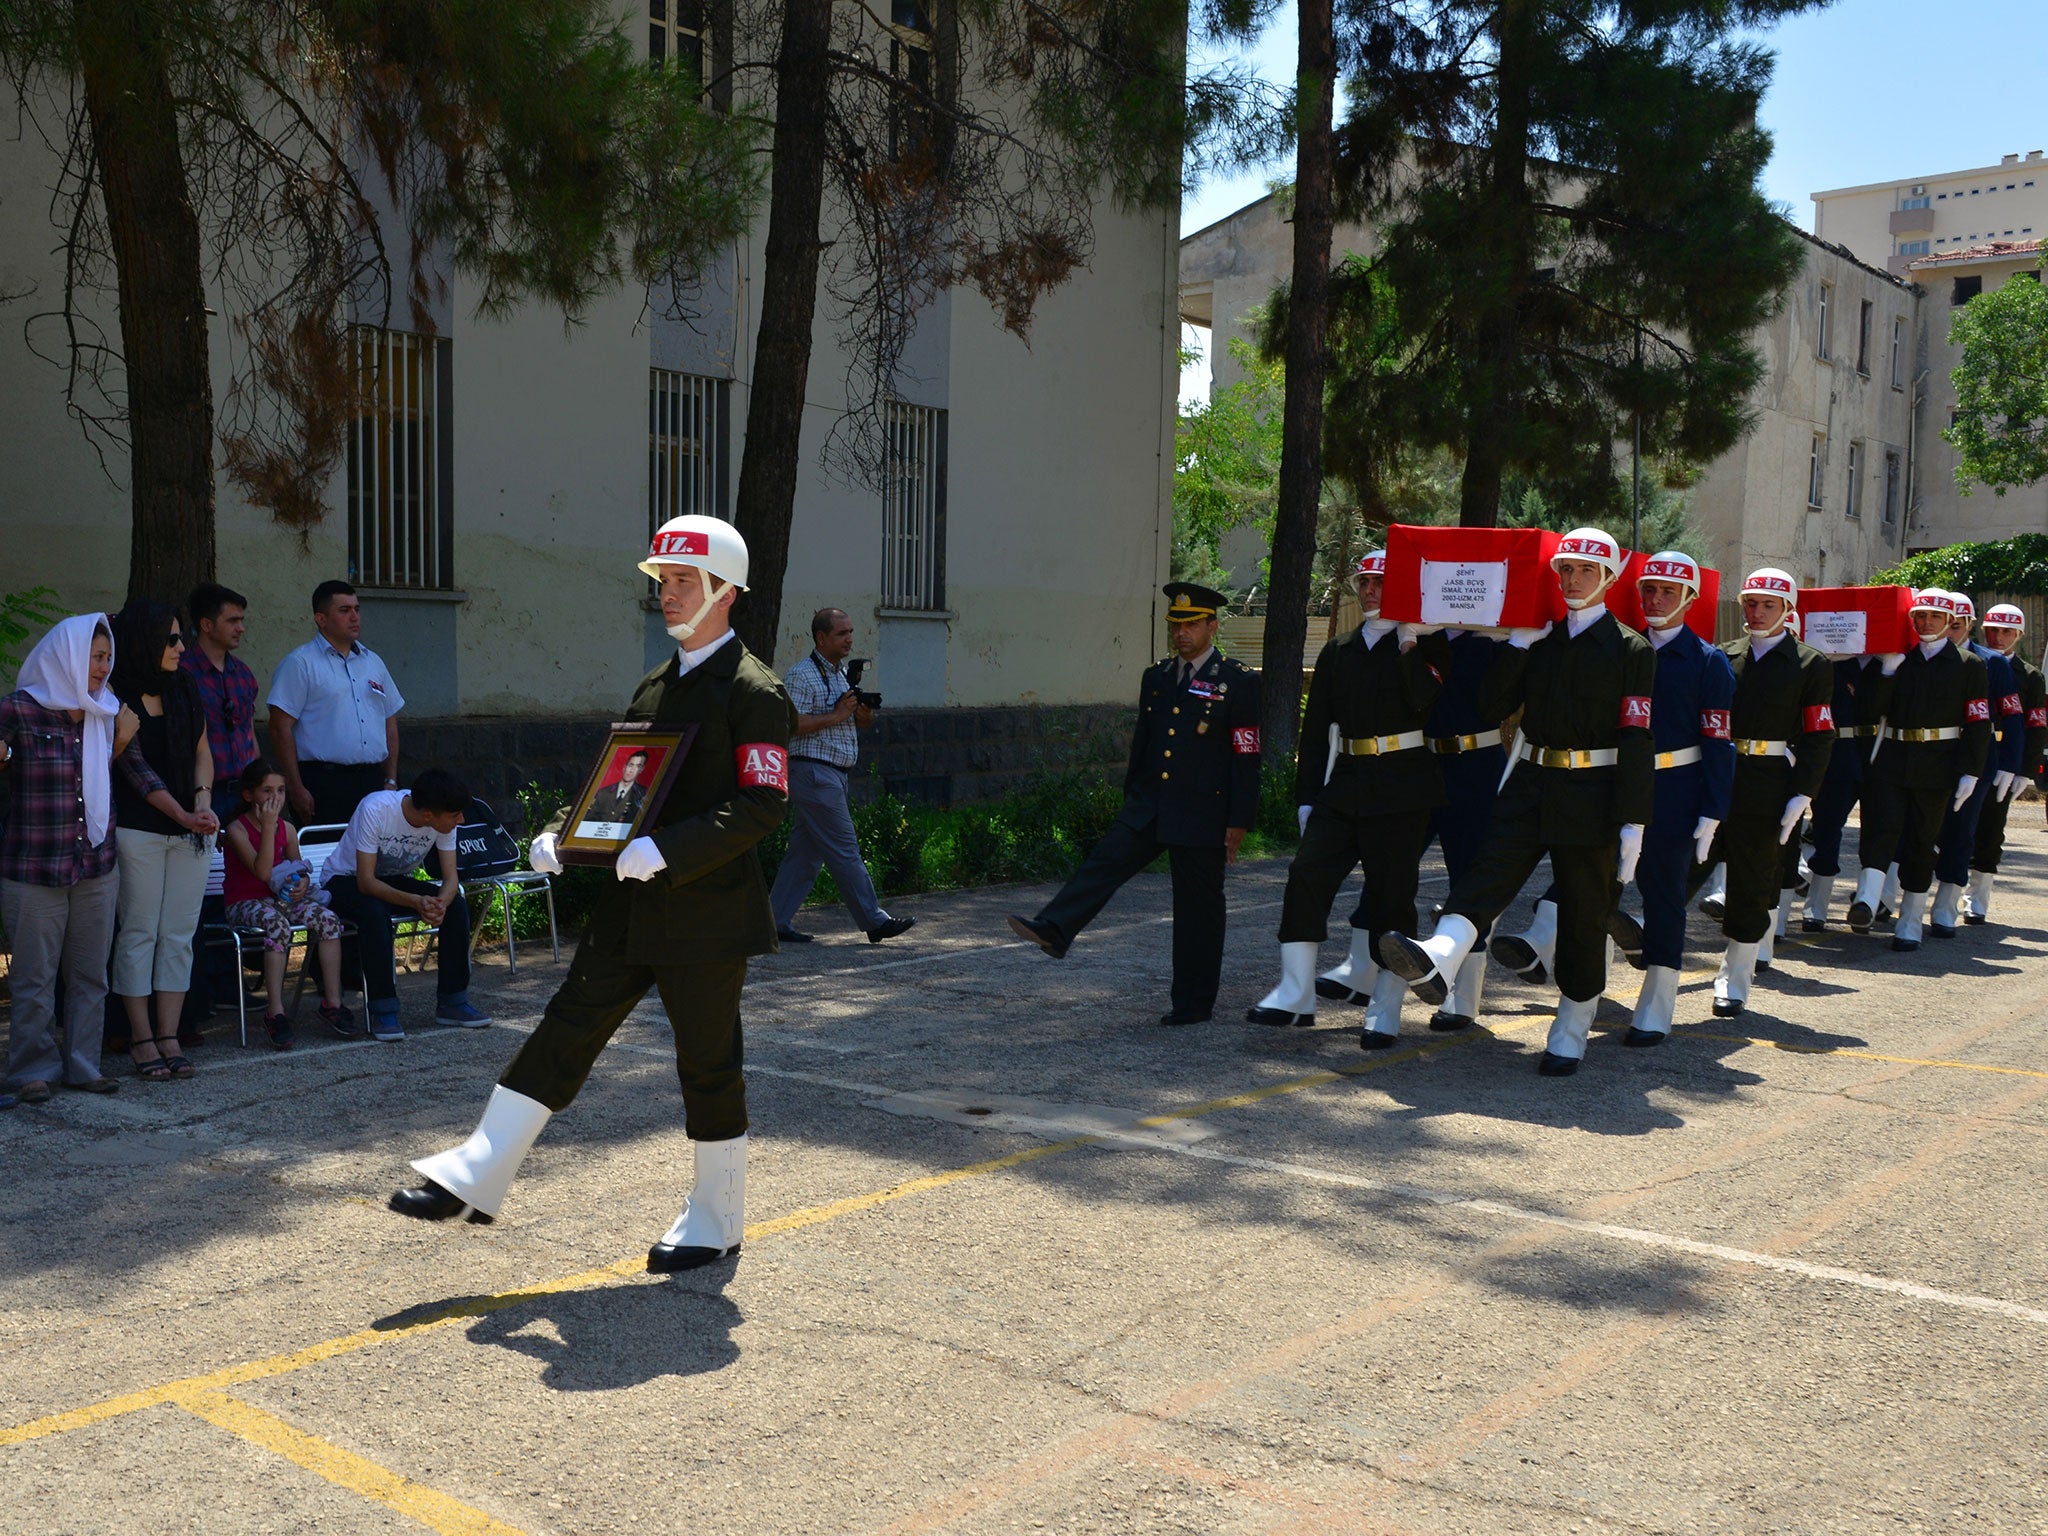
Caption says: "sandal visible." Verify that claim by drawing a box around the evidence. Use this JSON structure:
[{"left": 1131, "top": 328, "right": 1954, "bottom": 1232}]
[
  {"left": 130, "top": 1037, "right": 173, "bottom": 1082},
  {"left": 153, "top": 1034, "right": 195, "bottom": 1079}
]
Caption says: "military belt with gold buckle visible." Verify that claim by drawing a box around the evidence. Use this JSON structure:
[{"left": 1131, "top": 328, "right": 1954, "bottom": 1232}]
[
  {"left": 1653, "top": 746, "right": 1702, "bottom": 770},
  {"left": 1513, "top": 741, "right": 1618, "bottom": 770},
  {"left": 1733, "top": 738, "right": 1790, "bottom": 757},
  {"left": 1884, "top": 725, "right": 1961, "bottom": 743},
  {"left": 1339, "top": 730, "right": 1429, "bottom": 757},
  {"left": 1429, "top": 729, "right": 1504, "bottom": 755},
  {"left": 1837, "top": 725, "right": 1881, "bottom": 739}
]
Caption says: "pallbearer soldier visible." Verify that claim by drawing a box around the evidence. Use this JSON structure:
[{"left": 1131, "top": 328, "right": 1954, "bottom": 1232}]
[
  {"left": 1699, "top": 569, "right": 1834, "bottom": 1017},
  {"left": 1316, "top": 588, "right": 1507, "bottom": 1032},
  {"left": 1379, "top": 528, "right": 1655, "bottom": 1076},
  {"left": 1009, "top": 583, "right": 1261, "bottom": 1025},
  {"left": 1930, "top": 594, "right": 2023, "bottom": 935},
  {"left": 391, "top": 516, "right": 797, "bottom": 1271},
  {"left": 1800, "top": 654, "right": 1875, "bottom": 930},
  {"left": 1606, "top": 552, "right": 1735, "bottom": 1044},
  {"left": 1849, "top": 589, "right": 1992, "bottom": 950},
  {"left": 1964, "top": 603, "right": 2047, "bottom": 922},
  {"left": 1248, "top": 552, "right": 1449, "bottom": 1045}
]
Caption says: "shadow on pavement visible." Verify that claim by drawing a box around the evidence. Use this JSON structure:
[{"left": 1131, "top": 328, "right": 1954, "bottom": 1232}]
[{"left": 465, "top": 1280, "right": 742, "bottom": 1392}]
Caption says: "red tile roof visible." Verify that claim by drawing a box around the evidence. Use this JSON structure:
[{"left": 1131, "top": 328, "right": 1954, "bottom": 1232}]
[{"left": 1910, "top": 238, "right": 2042, "bottom": 269}]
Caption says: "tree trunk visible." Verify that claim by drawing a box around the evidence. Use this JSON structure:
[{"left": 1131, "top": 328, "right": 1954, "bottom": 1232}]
[
  {"left": 1261, "top": 0, "right": 1335, "bottom": 772},
  {"left": 1456, "top": 0, "right": 1534, "bottom": 528},
  {"left": 77, "top": 0, "right": 215, "bottom": 603},
  {"left": 730, "top": 0, "right": 835, "bottom": 663}
]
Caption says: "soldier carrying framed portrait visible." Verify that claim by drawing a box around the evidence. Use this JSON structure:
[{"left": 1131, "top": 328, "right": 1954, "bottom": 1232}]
[{"left": 557, "top": 723, "right": 698, "bottom": 865}]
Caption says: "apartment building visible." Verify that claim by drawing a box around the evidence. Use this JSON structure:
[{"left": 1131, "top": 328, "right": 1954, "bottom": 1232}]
[{"left": 1813, "top": 151, "right": 2048, "bottom": 275}]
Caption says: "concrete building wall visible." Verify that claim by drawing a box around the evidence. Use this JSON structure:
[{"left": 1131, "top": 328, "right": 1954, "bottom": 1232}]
[{"left": 1813, "top": 151, "right": 2048, "bottom": 274}]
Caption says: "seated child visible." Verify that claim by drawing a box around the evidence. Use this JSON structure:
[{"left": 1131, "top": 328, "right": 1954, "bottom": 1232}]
[{"left": 223, "top": 758, "right": 351, "bottom": 1048}]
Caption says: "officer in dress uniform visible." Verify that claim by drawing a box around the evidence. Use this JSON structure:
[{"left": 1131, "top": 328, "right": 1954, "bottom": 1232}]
[
  {"left": 1009, "top": 583, "right": 1261, "bottom": 1025},
  {"left": 1964, "top": 603, "right": 2047, "bottom": 923},
  {"left": 1379, "top": 528, "right": 1655, "bottom": 1076},
  {"left": 1799, "top": 655, "right": 1875, "bottom": 931},
  {"left": 1848, "top": 589, "right": 1992, "bottom": 951},
  {"left": 1699, "top": 569, "right": 1835, "bottom": 1017},
  {"left": 1246, "top": 551, "right": 1450, "bottom": 1046},
  {"left": 1929, "top": 594, "right": 2024, "bottom": 935},
  {"left": 390, "top": 517, "right": 797, "bottom": 1272},
  {"left": 1316, "top": 625, "right": 1507, "bottom": 1032},
  {"left": 1604, "top": 553, "right": 1735, "bottom": 1044}
]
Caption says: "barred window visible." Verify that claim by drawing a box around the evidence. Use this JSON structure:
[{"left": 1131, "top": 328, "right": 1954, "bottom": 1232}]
[
  {"left": 649, "top": 0, "right": 711, "bottom": 97},
  {"left": 889, "top": 0, "right": 936, "bottom": 160},
  {"left": 649, "top": 370, "right": 729, "bottom": 532},
  {"left": 347, "top": 326, "right": 451, "bottom": 591},
  {"left": 1807, "top": 433, "right": 1825, "bottom": 509},
  {"left": 881, "top": 402, "right": 947, "bottom": 611}
]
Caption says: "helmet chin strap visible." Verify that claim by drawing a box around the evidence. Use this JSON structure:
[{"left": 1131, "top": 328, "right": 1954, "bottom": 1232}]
[
  {"left": 665, "top": 578, "right": 735, "bottom": 641},
  {"left": 1647, "top": 599, "right": 1694, "bottom": 630},
  {"left": 1562, "top": 572, "right": 1617, "bottom": 612},
  {"left": 1745, "top": 613, "right": 1789, "bottom": 638}
]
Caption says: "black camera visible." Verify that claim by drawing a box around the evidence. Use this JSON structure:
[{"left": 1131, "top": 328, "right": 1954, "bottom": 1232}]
[{"left": 846, "top": 657, "right": 882, "bottom": 710}]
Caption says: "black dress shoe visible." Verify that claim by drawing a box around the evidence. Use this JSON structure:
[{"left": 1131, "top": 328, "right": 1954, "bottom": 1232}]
[
  {"left": 1537, "top": 1052, "right": 1581, "bottom": 1076},
  {"left": 389, "top": 1180, "right": 493, "bottom": 1224},
  {"left": 1700, "top": 893, "right": 1726, "bottom": 922},
  {"left": 867, "top": 914, "right": 916, "bottom": 944},
  {"left": 1376, "top": 933, "right": 1449, "bottom": 1006},
  {"left": 1244, "top": 1006, "right": 1314, "bottom": 1027},
  {"left": 1928, "top": 923, "right": 1956, "bottom": 939},
  {"left": 776, "top": 926, "right": 813, "bottom": 944},
  {"left": 1875, "top": 903, "right": 1894, "bottom": 924},
  {"left": 1891, "top": 935, "right": 1920, "bottom": 952},
  {"left": 1847, "top": 900, "right": 1874, "bottom": 933},
  {"left": 647, "top": 1240, "right": 738, "bottom": 1273},
  {"left": 1428, "top": 1010, "right": 1476, "bottom": 1032},
  {"left": 1711, "top": 997, "right": 1745, "bottom": 1018},
  {"left": 1158, "top": 1008, "right": 1211, "bottom": 1026},
  {"left": 1007, "top": 915, "right": 1068, "bottom": 958},
  {"left": 1314, "top": 976, "right": 1367, "bottom": 1004},
  {"left": 1487, "top": 933, "right": 1548, "bottom": 985},
  {"left": 1606, "top": 909, "right": 1645, "bottom": 970},
  {"left": 1801, "top": 917, "right": 1827, "bottom": 933},
  {"left": 1622, "top": 1027, "right": 1667, "bottom": 1048},
  {"left": 1755, "top": 957, "right": 1773, "bottom": 972},
  {"left": 1358, "top": 1028, "right": 1400, "bottom": 1051},
  {"left": 1965, "top": 913, "right": 1988, "bottom": 926}
]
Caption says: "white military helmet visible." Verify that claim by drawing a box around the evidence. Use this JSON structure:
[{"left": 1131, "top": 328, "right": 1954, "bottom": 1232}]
[
  {"left": 1784, "top": 609, "right": 1801, "bottom": 637},
  {"left": 640, "top": 515, "right": 750, "bottom": 639},
  {"left": 1949, "top": 592, "right": 1977, "bottom": 622},
  {"left": 1985, "top": 603, "right": 2027, "bottom": 631},
  {"left": 1638, "top": 550, "right": 1702, "bottom": 596},
  {"left": 1740, "top": 567, "right": 1797, "bottom": 605},
  {"left": 1910, "top": 587, "right": 1957, "bottom": 617},
  {"left": 1354, "top": 549, "right": 1387, "bottom": 580},
  {"left": 1552, "top": 527, "right": 1624, "bottom": 611}
]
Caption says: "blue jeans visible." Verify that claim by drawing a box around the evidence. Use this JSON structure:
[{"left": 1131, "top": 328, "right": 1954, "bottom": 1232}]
[{"left": 325, "top": 874, "right": 471, "bottom": 1016}]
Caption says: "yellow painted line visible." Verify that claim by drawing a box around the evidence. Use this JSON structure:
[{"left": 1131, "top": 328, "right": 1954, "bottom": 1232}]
[
  {"left": 1677, "top": 1029, "right": 2048, "bottom": 1079},
  {"left": 745, "top": 1136, "right": 1097, "bottom": 1238},
  {"left": 170, "top": 1387, "right": 528, "bottom": 1535}
]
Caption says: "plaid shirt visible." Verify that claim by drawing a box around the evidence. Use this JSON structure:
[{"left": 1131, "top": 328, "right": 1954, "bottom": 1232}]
[
  {"left": 0, "top": 692, "right": 168, "bottom": 887},
  {"left": 783, "top": 652, "right": 860, "bottom": 769},
  {"left": 180, "top": 644, "right": 260, "bottom": 785}
]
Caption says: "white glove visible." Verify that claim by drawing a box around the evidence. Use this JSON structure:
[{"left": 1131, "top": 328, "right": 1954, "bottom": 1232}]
[
  {"left": 1878, "top": 653, "right": 1905, "bottom": 675},
  {"left": 1508, "top": 622, "right": 1553, "bottom": 650},
  {"left": 1692, "top": 816, "right": 1719, "bottom": 865},
  {"left": 528, "top": 832, "right": 563, "bottom": 875},
  {"left": 2007, "top": 772, "right": 2029, "bottom": 802},
  {"left": 1397, "top": 622, "right": 1444, "bottom": 643},
  {"left": 1777, "top": 794, "right": 1811, "bottom": 845},
  {"left": 1617, "top": 823, "right": 1644, "bottom": 885},
  {"left": 1992, "top": 769, "right": 2015, "bottom": 799},
  {"left": 1952, "top": 775, "right": 1978, "bottom": 812},
  {"left": 1297, "top": 805, "right": 1313, "bottom": 836},
  {"left": 614, "top": 836, "right": 668, "bottom": 882}
]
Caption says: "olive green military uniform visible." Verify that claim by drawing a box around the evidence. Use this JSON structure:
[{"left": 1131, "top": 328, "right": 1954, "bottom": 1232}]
[
  {"left": 499, "top": 639, "right": 797, "bottom": 1139},
  {"left": 1974, "top": 650, "right": 2048, "bottom": 872},
  {"left": 1858, "top": 642, "right": 1992, "bottom": 893},
  {"left": 1704, "top": 634, "right": 1836, "bottom": 944}
]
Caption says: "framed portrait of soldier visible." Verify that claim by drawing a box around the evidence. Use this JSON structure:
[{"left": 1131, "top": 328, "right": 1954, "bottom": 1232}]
[{"left": 557, "top": 724, "right": 697, "bottom": 866}]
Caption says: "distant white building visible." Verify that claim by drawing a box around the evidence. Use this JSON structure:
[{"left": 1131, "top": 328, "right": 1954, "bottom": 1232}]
[{"left": 1813, "top": 151, "right": 2048, "bottom": 275}]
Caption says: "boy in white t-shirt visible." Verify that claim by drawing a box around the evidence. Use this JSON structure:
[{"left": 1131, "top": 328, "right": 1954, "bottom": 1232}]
[{"left": 320, "top": 768, "right": 490, "bottom": 1041}]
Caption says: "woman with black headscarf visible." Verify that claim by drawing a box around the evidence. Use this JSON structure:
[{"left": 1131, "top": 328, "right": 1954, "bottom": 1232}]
[{"left": 108, "top": 600, "right": 220, "bottom": 1080}]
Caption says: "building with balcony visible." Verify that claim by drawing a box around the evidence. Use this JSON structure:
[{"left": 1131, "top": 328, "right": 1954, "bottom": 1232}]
[{"left": 1813, "top": 152, "right": 2048, "bottom": 276}]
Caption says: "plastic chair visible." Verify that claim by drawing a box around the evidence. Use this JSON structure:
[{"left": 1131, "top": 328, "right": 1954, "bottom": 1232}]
[{"left": 456, "top": 797, "right": 559, "bottom": 976}]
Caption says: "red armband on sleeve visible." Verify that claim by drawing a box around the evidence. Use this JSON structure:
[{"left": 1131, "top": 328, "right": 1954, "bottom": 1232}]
[
  {"left": 2000, "top": 692, "right": 2023, "bottom": 717},
  {"left": 1965, "top": 698, "right": 1991, "bottom": 723},
  {"left": 736, "top": 743, "right": 789, "bottom": 792},
  {"left": 1802, "top": 703, "right": 1834, "bottom": 733},
  {"left": 1231, "top": 727, "right": 1261, "bottom": 755},
  {"left": 2028, "top": 706, "right": 2048, "bottom": 729},
  {"left": 1619, "top": 696, "right": 1652, "bottom": 729},
  {"left": 1698, "top": 708, "right": 1731, "bottom": 740}
]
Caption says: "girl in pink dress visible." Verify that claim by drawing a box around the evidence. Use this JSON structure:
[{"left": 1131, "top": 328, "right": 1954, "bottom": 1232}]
[{"left": 223, "top": 759, "right": 349, "bottom": 1048}]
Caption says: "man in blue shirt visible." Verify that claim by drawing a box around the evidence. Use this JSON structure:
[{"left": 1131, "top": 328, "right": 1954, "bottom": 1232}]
[{"left": 266, "top": 581, "right": 405, "bottom": 828}]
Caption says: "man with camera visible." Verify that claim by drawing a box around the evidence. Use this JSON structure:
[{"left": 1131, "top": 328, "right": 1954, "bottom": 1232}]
[{"left": 768, "top": 607, "right": 915, "bottom": 944}]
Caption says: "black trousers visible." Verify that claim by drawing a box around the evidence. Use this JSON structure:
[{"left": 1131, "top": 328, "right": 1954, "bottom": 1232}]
[
  {"left": 1858, "top": 764, "right": 1949, "bottom": 894},
  {"left": 1444, "top": 797, "right": 1617, "bottom": 1005},
  {"left": 1705, "top": 815, "right": 1790, "bottom": 945},
  {"left": 1280, "top": 806, "right": 1433, "bottom": 954},
  {"left": 1974, "top": 788, "right": 2016, "bottom": 873},
  {"left": 1037, "top": 806, "right": 1225, "bottom": 1015},
  {"left": 299, "top": 760, "right": 386, "bottom": 829},
  {"left": 500, "top": 945, "right": 748, "bottom": 1141}
]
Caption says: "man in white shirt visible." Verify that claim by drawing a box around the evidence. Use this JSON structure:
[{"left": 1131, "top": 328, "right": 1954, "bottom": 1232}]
[
  {"left": 320, "top": 768, "right": 490, "bottom": 1041},
  {"left": 268, "top": 580, "right": 405, "bottom": 828}
]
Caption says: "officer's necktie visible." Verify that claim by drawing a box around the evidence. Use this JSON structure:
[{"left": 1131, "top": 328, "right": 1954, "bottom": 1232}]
[{"left": 1178, "top": 661, "right": 1191, "bottom": 688}]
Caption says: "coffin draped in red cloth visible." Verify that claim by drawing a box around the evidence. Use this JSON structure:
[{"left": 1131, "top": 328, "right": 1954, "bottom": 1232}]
[
  {"left": 1797, "top": 585, "right": 1915, "bottom": 657},
  {"left": 1379, "top": 525, "right": 1568, "bottom": 629},
  {"left": 1607, "top": 552, "right": 1721, "bottom": 641}
]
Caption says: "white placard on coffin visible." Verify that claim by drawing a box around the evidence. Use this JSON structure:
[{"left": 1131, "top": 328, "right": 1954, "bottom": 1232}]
[
  {"left": 1803, "top": 608, "right": 1868, "bottom": 658},
  {"left": 1418, "top": 558, "right": 1510, "bottom": 628}
]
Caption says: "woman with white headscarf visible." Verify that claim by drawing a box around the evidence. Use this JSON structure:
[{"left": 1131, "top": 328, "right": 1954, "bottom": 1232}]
[{"left": 0, "top": 614, "right": 183, "bottom": 1103}]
